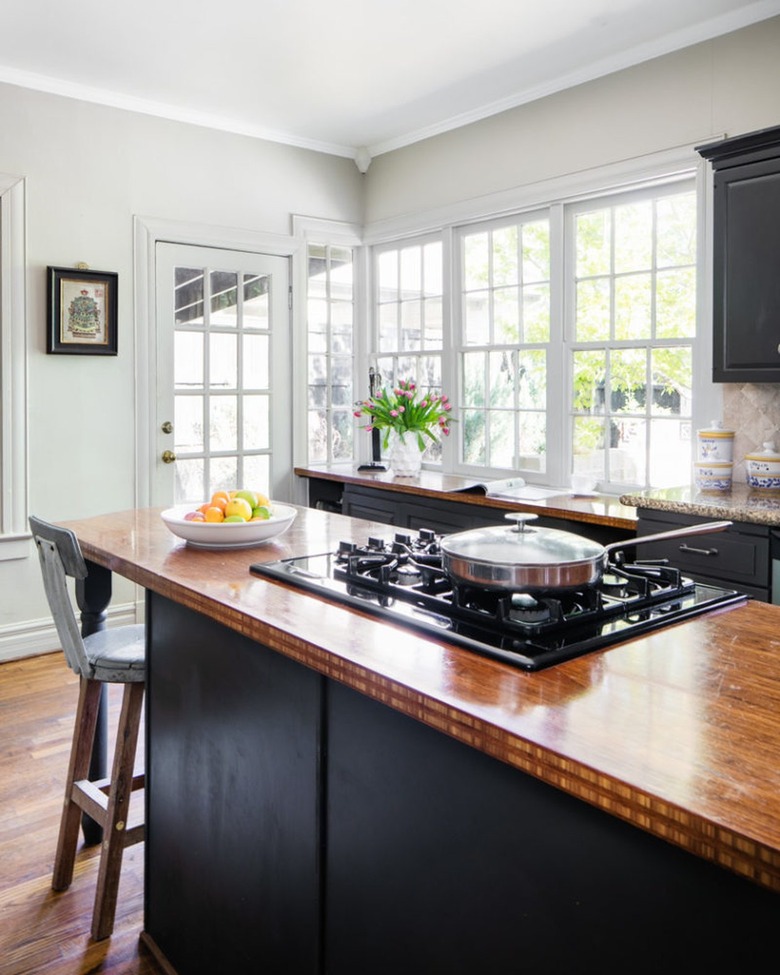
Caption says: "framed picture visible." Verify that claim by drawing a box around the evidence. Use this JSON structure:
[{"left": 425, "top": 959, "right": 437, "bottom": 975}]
[{"left": 47, "top": 266, "right": 118, "bottom": 355}]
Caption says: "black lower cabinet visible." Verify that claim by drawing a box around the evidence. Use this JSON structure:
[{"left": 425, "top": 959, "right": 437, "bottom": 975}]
[
  {"left": 146, "top": 595, "right": 777, "bottom": 975},
  {"left": 145, "top": 594, "right": 322, "bottom": 974},
  {"left": 325, "top": 682, "right": 777, "bottom": 975}
]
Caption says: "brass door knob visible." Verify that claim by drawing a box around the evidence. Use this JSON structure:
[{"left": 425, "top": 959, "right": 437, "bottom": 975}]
[
  {"left": 161, "top": 421, "right": 173, "bottom": 434},
  {"left": 161, "top": 450, "right": 177, "bottom": 464}
]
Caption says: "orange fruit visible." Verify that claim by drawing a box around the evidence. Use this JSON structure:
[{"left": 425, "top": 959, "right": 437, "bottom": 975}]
[{"left": 204, "top": 506, "right": 225, "bottom": 523}]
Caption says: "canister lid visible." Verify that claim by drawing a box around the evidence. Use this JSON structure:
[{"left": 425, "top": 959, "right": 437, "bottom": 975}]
[
  {"left": 697, "top": 419, "right": 734, "bottom": 438},
  {"left": 745, "top": 441, "right": 780, "bottom": 461}
]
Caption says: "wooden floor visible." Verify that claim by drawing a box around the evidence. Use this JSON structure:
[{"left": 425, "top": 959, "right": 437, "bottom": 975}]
[{"left": 0, "top": 652, "right": 160, "bottom": 975}]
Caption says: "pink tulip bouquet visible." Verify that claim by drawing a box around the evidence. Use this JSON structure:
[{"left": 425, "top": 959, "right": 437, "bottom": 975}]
[{"left": 354, "top": 378, "right": 455, "bottom": 450}]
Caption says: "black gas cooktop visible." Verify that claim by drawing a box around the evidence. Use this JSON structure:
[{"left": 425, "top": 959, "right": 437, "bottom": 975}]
[{"left": 250, "top": 528, "right": 747, "bottom": 671}]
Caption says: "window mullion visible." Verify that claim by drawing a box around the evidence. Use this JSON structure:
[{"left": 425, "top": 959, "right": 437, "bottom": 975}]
[{"left": 548, "top": 202, "right": 567, "bottom": 488}]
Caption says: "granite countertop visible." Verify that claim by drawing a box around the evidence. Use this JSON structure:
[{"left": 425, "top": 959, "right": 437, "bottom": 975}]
[{"left": 620, "top": 483, "right": 780, "bottom": 526}]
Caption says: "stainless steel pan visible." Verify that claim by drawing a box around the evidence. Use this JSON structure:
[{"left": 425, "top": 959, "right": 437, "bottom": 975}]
[{"left": 439, "top": 514, "right": 733, "bottom": 591}]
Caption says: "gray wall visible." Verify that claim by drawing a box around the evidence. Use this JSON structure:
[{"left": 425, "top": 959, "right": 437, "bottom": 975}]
[
  {"left": 364, "top": 17, "right": 780, "bottom": 224},
  {"left": 0, "top": 83, "right": 362, "bottom": 653}
]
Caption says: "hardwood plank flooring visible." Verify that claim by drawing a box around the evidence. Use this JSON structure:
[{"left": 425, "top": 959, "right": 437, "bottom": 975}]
[{"left": 0, "top": 652, "right": 160, "bottom": 975}]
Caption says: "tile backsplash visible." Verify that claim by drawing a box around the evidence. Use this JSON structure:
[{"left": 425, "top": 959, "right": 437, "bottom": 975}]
[{"left": 723, "top": 384, "right": 780, "bottom": 481}]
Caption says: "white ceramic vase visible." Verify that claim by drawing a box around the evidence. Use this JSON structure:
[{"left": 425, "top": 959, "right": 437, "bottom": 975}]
[{"left": 388, "top": 430, "right": 423, "bottom": 477}]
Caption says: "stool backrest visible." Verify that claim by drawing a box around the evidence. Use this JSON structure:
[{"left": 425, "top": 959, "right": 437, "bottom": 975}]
[{"left": 29, "top": 516, "right": 90, "bottom": 678}]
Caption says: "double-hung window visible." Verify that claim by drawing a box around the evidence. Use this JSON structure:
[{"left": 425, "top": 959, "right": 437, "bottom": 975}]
[
  {"left": 450, "top": 173, "right": 699, "bottom": 491},
  {"left": 458, "top": 213, "right": 552, "bottom": 474},
  {"left": 567, "top": 180, "right": 696, "bottom": 489},
  {"left": 306, "top": 243, "right": 356, "bottom": 464},
  {"left": 373, "top": 236, "right": 445, "bottom": 463},
  {"left": 307, "top": 160, "right": 704, "bottom": 493}
]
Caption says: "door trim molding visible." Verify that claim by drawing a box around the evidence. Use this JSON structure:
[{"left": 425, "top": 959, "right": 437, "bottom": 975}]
[{"left": 133, "top": 216, "right": 301, "bottom": 509}]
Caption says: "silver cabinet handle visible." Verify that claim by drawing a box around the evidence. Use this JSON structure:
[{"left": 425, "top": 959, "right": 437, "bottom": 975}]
[{"left": 679, "top": 542, "right": 718, "bottom": 556}]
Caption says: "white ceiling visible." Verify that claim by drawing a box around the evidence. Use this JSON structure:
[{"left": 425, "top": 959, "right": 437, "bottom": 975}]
[{"left": 1, "top": 1, "right": 778, "bottom": 167}]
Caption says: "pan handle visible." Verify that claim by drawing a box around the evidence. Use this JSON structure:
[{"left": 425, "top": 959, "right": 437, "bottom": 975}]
[{"left": 604, "top": 520, "right": 733, "bottom": 557}]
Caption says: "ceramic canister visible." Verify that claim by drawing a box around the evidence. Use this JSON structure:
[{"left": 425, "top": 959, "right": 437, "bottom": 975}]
[
  {"left": 745, "top": 441, "right": 780, "bottom": 490},
  {"left": 696, "top": 420, "right": 735, "bottom": 462},
  {"left": 693, "top": 461, "right": 733, "bottom": 493}
]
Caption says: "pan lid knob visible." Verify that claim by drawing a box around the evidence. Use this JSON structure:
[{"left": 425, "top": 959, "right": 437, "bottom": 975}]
[{"left": 504, "top": 512, "right": 538, "bottom": 533}]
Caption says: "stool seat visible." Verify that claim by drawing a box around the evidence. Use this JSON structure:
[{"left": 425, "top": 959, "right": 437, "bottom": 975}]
[
  {"left": 84, "top": 625, "right": 146, "bottom": 682},
  {"left": 29, "top": 515, "right": 146, "bottom": 942}
]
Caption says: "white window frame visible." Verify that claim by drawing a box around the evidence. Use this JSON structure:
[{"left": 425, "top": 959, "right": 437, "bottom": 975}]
[
  {"left": 563, "top": 179, "right": 698, "bottom": 492},
  {"left": 453, "top": 206, "right": 558, "bottom": 481},
  {"left": 292, "top": 216, "right": 364, "bottom": 475},
  {"left": 363, "top": 144, "right": 721, "bottom": 490},
  {"left": 0, "top": 173, "right": 28, "bottom": 559},
  {"left": 371, "top": 231, "right": 452, "bottom": 469}
]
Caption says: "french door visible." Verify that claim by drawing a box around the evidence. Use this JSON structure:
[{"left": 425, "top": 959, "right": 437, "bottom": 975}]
[{"left": 153, "top": 242, "right": 291, "bottom": 506}]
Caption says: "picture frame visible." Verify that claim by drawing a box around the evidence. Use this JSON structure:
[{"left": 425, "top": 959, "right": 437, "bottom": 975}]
[{"left": 46, "top": 266, "right": 118, "bottom": 355}]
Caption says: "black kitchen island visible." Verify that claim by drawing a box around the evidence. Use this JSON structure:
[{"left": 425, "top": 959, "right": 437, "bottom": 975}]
[{"left": 64, "top": 507, "right": 780, "bottom": 975}]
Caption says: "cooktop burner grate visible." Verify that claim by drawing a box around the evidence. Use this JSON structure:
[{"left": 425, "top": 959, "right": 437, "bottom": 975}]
[{"left": 250, "top": 528, "right": 747, "bottom": 670}]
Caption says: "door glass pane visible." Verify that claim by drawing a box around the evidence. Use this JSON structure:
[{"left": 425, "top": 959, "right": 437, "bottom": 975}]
[
  {"left": 210, "top": 271, "right": 238, "bottom": 326},
  {"left": 244, "top": 454, "right": 270, "bottom": 494},
  {"left": 244, "top": 395, "right": 269, "bottom": 450},
  {"left": 308, "top": 411, "right": 327, "bottom": 462},
  {"left": 332, "top": 411, "right": 353, "bottom": 460},
  {"left": 212, "top": 456, "right": 238, "bottom": 492},
  {"left": 210, "top": 334, "right": 237, "bottom": 388},
  {"left": 174, "top": 458, "right": 205, "bottom": 503},
  {"left": 174, "top": 396, "right": 203, "bottom": 452},
  {"left": 174, "top": 332, "right": 203, "bottom": 388},
  {"left": 243, "top": 274, "right": 269, "bottom": 328},
  {"left": 244, "top": 334, "right": 269, "bottom": 388},
  {"left": 210, "top": 396, "right": 237, "bottom": 451},
  {"left": 174, "top": 268, "right": 204, "bottom": 325}
]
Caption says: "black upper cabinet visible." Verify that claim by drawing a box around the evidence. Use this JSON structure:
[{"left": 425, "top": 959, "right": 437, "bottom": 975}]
[{"left": 697, "top": 125, "right": 780, "bottom": 383}]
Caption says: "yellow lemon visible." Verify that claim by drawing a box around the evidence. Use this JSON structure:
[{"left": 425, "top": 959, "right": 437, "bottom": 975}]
[{"left": 224, "top": 497, "right": 252, "bottom": 521}]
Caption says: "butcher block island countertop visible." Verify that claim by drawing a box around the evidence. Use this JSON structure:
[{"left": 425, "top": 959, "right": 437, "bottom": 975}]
[{"left": 63, "top": 505, "right": 779, "bottom": 973}]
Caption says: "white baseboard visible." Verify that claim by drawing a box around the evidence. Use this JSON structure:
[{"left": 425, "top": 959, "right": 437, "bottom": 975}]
[{"left": 0, "top": 602, "right": 143, "bottom": 664}]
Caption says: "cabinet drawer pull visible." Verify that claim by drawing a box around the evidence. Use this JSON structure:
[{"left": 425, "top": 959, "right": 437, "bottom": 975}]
[{"left": 678, "top": 543, "right": 719, "bottom": 556}]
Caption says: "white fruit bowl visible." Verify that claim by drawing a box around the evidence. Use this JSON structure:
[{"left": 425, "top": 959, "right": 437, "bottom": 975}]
[{"left": 161, "top": 503, "right": 297, "bottom": 550}]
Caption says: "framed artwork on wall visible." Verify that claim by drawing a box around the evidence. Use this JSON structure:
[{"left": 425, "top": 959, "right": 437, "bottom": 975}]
[{"left": 46, "top": 266, "right": 118, "bottom": 355}]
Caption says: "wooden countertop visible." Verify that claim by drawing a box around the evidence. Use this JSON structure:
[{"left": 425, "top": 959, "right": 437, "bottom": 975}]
[
  {"left": 296, "top": 464, "right": 638, "bottom": 531},
  {"left": 64, "top": 505, "right": 780, "bottom": 893},
  {"left": 621, "top": 483, "right": 780, "bottom": 527}
]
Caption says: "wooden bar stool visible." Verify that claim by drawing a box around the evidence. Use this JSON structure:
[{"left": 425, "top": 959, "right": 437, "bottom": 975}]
[{"left": 29, "top": 516, "right": 146, "bottom": 941}]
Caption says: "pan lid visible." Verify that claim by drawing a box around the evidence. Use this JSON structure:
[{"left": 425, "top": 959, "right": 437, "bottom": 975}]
[{"left": 440, "top": 514, "right": 605, "bottom": 568}]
